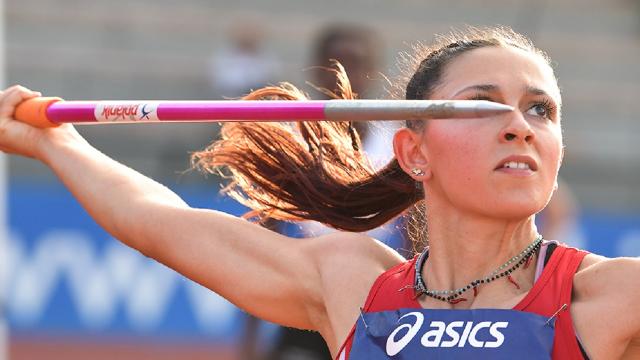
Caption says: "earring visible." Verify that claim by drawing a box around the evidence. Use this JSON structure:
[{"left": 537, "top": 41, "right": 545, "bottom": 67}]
[{"left": 411, "top": 168, "right": 425, "bottom": 176}]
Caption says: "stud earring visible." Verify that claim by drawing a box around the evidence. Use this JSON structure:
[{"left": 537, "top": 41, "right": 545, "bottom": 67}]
[{"left": 411, "top": 168, "right": 425, "bottom": 176}]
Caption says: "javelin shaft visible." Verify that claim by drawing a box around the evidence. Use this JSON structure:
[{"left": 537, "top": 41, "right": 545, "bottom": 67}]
[{"left": 14, "top": 98, "right": 513, "bottom": 128}]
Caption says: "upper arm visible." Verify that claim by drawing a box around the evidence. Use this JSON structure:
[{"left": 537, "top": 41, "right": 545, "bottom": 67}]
[
  {"left": 573, "top": 256, "right": 640, "bottom": 355},
  {"left": 131, "top": 205, "right": 327, "bottom": 330},
  {"left": 128, "top": 204, "right": 404, "bottom": 334}
]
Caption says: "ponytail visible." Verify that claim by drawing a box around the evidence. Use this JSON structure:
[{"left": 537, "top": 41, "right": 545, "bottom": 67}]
[{"left": 191, "top": 64, "right": 421, "bottom": 232}]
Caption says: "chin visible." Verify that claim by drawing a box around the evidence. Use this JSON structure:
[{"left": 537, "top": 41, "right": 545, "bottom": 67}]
[
  {"left": 493, "top": 207, "right": 539, "bottom": 221},
  {"left": 478, "top": 198, "right": 545, "bottom": 221}
]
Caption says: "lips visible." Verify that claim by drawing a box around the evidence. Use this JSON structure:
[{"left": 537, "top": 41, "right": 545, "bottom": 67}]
[{"left": 495, "top": 155, "right": 538, "bottom": 171}]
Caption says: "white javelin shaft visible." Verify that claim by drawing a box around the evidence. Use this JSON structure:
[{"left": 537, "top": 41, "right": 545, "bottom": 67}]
[{"left": 323, "top": 100, "right": 513, "bottom": 121}]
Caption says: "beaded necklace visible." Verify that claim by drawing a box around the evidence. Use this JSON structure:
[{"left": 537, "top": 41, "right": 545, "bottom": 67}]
[{"left": 413, "top": 235, "right": 543, "bottom": 304}]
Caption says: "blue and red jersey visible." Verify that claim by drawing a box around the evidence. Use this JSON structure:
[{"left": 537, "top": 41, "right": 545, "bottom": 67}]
[{"left": 336, "top": 242, "right": 588, "bottom": 359}]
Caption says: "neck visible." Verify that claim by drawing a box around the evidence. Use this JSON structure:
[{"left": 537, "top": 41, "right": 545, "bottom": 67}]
[{"left": 422, "top": 206, "right": 540, "bottom": 294}]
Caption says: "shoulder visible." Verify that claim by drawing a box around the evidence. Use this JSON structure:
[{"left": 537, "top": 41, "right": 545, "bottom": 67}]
[
  {"left": 304, "top": 231, "right": 406, "bottom": 274},
  {"left": 572, "top": 253, "right": 640, "bottom": 355},
  {"left": 302, "top": 232, "right": 406, "bottom": 350},
  {"left": 573, "top": 253, "right": 640, "bottom": 297},
  {"left": 306, "top": 232, "right": 406, "bottom": 296},
  {"left": 573, "top": 251, "right": 640, "bottom": 306},
  {"left": 299, "top": 232, "right": 406, "bottom": 308}
]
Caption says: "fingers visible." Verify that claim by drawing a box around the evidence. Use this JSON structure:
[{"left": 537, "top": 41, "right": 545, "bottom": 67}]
[{"left": 0, "top": 85, "right": 42, "bottom": 119}]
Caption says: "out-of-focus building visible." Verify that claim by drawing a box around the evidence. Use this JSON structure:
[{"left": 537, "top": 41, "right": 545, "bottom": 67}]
[
  {"left": 8, "top": 0, "right": 640, "bottom": 212},
  {"left": 207, "top": 19, "right": 281, "bottom": 99}
]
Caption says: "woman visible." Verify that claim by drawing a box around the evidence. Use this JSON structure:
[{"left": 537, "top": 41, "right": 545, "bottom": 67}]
[{"left": 1, "top": 26, "right": 638, "bottom": 359}]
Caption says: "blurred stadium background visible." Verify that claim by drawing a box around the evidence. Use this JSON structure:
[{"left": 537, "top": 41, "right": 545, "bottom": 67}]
[{"left": 2, "top": 0, "right": 640, "bottom": 359}]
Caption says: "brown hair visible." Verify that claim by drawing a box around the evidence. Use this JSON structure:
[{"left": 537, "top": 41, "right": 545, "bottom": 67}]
[{"left": 192, "top": 26, "right": 554, "bottom": 245}]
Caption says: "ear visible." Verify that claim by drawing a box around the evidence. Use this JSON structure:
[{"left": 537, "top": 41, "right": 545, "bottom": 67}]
[{"left": 393, "top": 127, "right": 432, "bottom": 181}]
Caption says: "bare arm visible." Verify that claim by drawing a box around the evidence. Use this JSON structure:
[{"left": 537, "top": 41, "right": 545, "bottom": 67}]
[
  {"left": 0, "top": 86, "right": 327, "bottom": 330},
  {"left": 48, "top": 140, "right": 322, "bottom": 328},
  {"left": 572, "top": 255, "right": 640, "bottom": 359}
]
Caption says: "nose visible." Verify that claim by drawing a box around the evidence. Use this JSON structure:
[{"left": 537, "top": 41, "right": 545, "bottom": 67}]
[{"left": 499, "top": 111, "right": 535, "bottom": 144}]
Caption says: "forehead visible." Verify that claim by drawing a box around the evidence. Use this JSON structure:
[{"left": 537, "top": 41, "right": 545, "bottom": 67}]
[{"left": 434, "top": 45, "right": 560, "bottom": 101}]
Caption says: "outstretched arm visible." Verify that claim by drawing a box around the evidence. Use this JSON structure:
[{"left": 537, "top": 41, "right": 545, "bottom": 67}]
[{"left": 0, "top": 86, "right": 327, "bottom": 330}]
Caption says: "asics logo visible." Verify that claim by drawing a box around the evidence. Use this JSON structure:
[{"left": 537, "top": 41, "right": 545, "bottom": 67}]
[{"left": 386, "top": 312, "right": 508, "bottom": 356}]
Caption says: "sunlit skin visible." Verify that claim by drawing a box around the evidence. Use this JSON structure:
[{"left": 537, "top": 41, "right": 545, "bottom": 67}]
[
  {"left": 394, "top": 46, "right": 564, "bottom": 308},
  {"left": 393, "top": 46, "right": 640, "bottom": 358},
  {"left": 425, "top": 46, "right": 562, "bottom": 221},
  {"left": 1, "top": 45, "right": 640, "bottom": 359}
]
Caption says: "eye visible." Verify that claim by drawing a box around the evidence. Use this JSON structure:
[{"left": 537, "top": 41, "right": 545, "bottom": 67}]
[
  {"left": 525, "top": 99, "right": 556, "bottom": 120},
  {"left": 527, "top": 104, "right": 548, "bottom": 117}
]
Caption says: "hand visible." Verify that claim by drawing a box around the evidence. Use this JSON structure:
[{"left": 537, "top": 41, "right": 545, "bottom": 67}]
[{"left": 0, "top": 85, "right": 80, "bottom": 159}]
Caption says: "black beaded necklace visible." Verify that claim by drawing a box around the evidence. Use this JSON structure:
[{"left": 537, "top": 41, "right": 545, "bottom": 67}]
[{"left": 413, "top": 235, "right": 543, "bottom": 304}]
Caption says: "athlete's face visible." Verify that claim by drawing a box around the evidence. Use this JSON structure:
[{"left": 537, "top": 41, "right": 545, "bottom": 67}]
[{"left": 417, "top": 45, "right": 563, "bottom": 219}]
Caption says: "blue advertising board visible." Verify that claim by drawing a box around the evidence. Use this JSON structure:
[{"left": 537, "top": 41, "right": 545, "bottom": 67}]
[{"left": 4, "top": 181, "right": 640, "bottom": 342}]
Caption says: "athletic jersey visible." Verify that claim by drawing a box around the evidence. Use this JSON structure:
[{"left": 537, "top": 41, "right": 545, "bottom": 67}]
[{"left": 336, "top": 242, "right": 588, "bottom": 359}]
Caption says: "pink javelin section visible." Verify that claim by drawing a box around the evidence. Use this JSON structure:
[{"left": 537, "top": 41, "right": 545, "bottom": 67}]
[
  {"left": 47, "top": 102, "right": 97, "bottom": 123},
  {"left": 157, "top": 101, "right": 326, "bottom": 121}
]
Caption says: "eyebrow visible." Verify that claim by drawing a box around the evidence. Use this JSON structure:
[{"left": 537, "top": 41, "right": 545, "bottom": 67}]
[
  {"left": 454, "top": 83, "right": 558, "bottom": 102},
  {"left": 525, "top": 86, "right": 552, "bottom": 97},
  {"left": 453, "top": 84, "right": 498, "bottom": 96}
]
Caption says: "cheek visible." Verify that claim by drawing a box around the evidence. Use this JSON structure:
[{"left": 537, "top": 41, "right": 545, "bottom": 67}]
[
  {"left": 540, "top": 128, "right": 564, "bottom": 175},
  {"left": 427, "top": 127, "right": 487, "bottom": 185}
]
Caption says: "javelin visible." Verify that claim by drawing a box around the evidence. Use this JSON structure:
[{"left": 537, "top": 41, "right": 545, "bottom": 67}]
[{"left": 14, "top": 97, "right": 513, "bottom": 128}]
